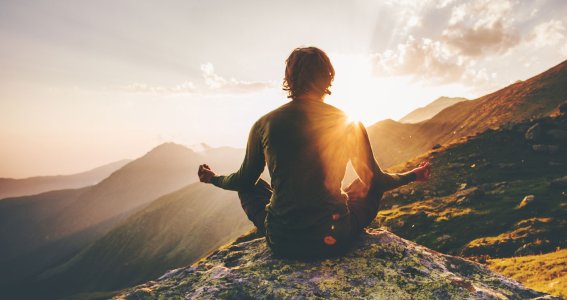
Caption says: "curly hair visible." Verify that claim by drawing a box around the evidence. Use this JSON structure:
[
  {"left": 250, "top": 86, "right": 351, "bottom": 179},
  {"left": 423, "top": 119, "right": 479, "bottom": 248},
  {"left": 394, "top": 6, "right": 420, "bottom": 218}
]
[{"left": 282, "top": 47, "right": 335, "bottom": 100}]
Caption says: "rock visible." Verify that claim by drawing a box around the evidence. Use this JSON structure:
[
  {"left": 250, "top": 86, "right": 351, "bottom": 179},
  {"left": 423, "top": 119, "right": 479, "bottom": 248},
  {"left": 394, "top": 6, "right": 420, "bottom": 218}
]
[
  {"left": 497, "top": 162, "right": 516, "bottom": 168},
  {"left": 455, "top": 187, "right": 484, "bottom": 205},
  {"left": 448, "top": 163, "right": 466, "bottom": 169},
  {"left": 518, "top": 195, "right": 536, "bottom": 209},
  {"left": 546, "top": 129, "right": 567, "bottom": 142},
  {"left": 525, "top": 123, "right": 543, "bottom": 142},
  {"left": 432, "top": 144, "right": 442, "bottom": 150},
  {"left": 468, "top": 153, "right": 481, "bottom": 160},
  {"left": 514, "top": 240, "right": 554, "bottom": 256},
  {"left": 485, "top": 182, "right": 508, "bottom": 195},
  {"left": 559, "top": 102, "right": 567, "bottom": 115},
  {"left": 532, "top": 144, "right": 560, "bottom": 154},
  {"left": 115, "top": 229, "right": 557, "bottom": 300},
  {"left": 550, "top": 176, "right": 567, "bottom": 188}
]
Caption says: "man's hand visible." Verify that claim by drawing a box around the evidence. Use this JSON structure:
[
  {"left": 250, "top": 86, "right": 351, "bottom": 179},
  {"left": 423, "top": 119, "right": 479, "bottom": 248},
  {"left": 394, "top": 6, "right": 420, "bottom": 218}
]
[
  {"left": 345, "top": 178, "right": 370, "bottom": 200},
  {"left": 413, "top": 161, "right": 432, "bottom": 182},
  {"left": 198, "top": 164, "right": 216, "bottom": 183}
]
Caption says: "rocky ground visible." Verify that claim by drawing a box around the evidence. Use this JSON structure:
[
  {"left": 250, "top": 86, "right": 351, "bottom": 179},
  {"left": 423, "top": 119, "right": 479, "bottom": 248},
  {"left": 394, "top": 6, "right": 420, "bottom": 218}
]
[{"left": 115, "top": 229, "right": 558, "bottom": 300}]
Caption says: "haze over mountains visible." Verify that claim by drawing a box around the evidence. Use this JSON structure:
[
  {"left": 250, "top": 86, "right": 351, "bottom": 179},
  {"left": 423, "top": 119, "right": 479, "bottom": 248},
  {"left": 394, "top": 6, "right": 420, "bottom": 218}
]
[
  {"left": 21, "top": 183, "right": 252, "bottom": 299},
  {"left": 367, "top": 60, "right": 567, "bottom": 168},
  {"left": 0, "top": 159, "right": 130, "bottom": 199},
  {"left": 2, "top": 59, "right": 566, "bottom": 299},
  {"left": 398, "top": 96, "right": 468, "bottom": 124},
  {"left": 0, "top": 143, "right": 245, "bottom": 297}
]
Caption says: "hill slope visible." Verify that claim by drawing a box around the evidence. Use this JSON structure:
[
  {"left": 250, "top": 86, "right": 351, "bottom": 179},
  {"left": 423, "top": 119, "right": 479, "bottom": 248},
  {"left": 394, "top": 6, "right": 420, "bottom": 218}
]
[
  {"left": 0, "top": 143, "right": 244, "bottom": 292},
  {"left": 0, "top": 159, "right": 130, "bottom": 199},
  {"left": 115, "top": 229, "right": 557, "bottom": 299},
  {"left": 399, "top": 96, "right": 467, "bottom": 124},
  {"left": 369, "top": 59, "right": 567, "bottom": 168},
  {"left": 375, "top": 110, "right": 567, "bottom": 297},
  {"left": 18, "top": 183, "right": 251, "bottom": 299},
  {"left": 376, "top": 112, "right": 567, "bottom": 257}
]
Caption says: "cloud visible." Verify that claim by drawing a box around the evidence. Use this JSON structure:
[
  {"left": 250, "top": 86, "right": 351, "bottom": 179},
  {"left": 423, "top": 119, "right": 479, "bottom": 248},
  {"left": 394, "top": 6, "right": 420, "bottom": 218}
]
[
  {"left": 372, "top": 0, "right": 555, "bottom": 87},
  {"left": 374, "top": 36, "right": 492, "bottom": 85},
  {"left": 200, "top": 63, "right": 275, "bottom": 94},
  {"left": 562, "top": 44, "right": 567, "bottom": 57},
  {"left": 117, "top": 63, "right": 275, "bottom": 95},
  {"left": 442, "top": 0, "right": 520, "bottom": 56},
  {"left": 527, "top": 20, "right": 565, "bottom": 48},
  {"left": 117, "top": 81, "right": 197, "bottom": 94}
]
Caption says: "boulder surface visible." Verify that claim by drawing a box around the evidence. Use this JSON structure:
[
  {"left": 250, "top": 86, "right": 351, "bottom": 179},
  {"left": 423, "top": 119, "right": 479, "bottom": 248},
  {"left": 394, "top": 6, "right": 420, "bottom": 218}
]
[{"left": 115, "top": 229, "right": 558, "bottom": 299}]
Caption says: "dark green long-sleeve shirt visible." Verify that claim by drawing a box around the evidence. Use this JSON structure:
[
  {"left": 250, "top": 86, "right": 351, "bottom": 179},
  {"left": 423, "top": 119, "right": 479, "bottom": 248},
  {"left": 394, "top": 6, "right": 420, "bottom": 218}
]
[{"left": 212, "top": 99, "right": 415, "bottom": 229}]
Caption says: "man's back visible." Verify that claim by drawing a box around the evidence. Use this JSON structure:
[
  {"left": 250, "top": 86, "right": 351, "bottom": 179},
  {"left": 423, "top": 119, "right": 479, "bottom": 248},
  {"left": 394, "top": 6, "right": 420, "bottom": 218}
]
[{"left": 260, "top": 99, "right": 353, "bottom": 229}]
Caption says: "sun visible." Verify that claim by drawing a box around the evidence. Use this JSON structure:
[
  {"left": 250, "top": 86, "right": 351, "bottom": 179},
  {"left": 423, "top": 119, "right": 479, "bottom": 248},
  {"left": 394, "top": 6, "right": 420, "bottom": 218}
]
[
  {"left": 326, "top": 53, "right": 383, "bottom": 125},
  {"left": 325, "top": 53, "right": 473, "bottom": 125}
]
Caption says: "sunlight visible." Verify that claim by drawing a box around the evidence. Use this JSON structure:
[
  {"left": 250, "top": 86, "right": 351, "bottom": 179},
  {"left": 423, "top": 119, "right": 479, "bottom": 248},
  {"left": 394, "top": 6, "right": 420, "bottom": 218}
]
[{"left": 326, "top": 53, "right": 474, "bottom": 125}]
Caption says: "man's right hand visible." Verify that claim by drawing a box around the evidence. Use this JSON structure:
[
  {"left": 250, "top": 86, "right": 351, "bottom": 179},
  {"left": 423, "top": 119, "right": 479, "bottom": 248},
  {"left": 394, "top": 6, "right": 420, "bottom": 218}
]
[
  {"left": 413, "top": 161, "right": 432, "bottom": 182},
  {"left": 198, "top": 164, "right": 216, "bottom": 183}
]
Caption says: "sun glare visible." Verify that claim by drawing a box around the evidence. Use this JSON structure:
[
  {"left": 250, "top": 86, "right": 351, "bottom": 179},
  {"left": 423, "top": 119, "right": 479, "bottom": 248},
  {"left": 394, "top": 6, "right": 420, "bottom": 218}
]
[{"left": 326, "top": 53, "right": 473, "bottom": 125}]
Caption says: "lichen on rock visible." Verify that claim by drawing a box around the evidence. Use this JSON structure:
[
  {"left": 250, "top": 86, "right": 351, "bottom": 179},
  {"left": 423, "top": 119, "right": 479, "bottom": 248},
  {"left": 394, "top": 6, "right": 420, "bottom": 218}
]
[{"left": 114, "top": 229, "right": 558, "bottom": 300}]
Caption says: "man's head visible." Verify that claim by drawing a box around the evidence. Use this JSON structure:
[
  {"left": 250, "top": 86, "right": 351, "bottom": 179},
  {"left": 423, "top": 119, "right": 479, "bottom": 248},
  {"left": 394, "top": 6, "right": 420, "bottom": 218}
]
[{"left": 283, "top": 47, "right": 335, "bottom": 100}]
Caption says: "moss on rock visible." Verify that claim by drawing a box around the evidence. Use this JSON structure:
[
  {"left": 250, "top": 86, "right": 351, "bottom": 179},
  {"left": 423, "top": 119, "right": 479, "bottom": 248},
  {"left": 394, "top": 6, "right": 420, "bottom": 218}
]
[{"left": 114, "top": 229, "right": 557, "bottom": 299}]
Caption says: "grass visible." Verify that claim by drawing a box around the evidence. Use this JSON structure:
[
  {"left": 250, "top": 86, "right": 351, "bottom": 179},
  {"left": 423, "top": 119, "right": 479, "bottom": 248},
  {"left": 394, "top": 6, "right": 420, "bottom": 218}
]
[
  {"left": 375, "top": 115, "right": 567, "bottom": 297},
  {"left": 487, "top": 249, "right": 567, "bottom": 299}
]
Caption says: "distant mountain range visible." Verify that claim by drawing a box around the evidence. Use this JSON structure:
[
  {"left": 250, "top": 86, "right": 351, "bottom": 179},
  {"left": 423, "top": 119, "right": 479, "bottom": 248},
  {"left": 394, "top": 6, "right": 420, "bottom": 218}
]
[
  {"left": 368, "top": 60, "right": 567, "bottom": 168},
  {"left": 21, "top": 183, "right": 252, "bottom": 299},
  {"left": 0, "top": 143, "right": 245, "bottom": 298},
  {"left": 399, "top": 96, "right": 468, "bottom": 124},
  {"left": 0, "top": 159, "right": 130, "bottom": 199}
]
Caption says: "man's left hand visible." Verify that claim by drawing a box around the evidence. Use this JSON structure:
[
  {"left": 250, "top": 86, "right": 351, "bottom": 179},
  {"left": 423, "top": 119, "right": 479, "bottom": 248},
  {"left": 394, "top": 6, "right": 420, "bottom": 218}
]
[{"left": 198, "top": 164, "right": 216, "bottom": 183}]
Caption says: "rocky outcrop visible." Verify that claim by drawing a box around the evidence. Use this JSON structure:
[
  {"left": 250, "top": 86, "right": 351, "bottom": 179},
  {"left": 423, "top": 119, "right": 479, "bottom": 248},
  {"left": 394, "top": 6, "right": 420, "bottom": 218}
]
[{"left": 115, "top": 229, "right": 557, "bottom": 299}]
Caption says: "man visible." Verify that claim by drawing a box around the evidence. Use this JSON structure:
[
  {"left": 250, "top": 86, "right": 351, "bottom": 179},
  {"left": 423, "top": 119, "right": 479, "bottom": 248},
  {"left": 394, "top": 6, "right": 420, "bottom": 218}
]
[{"left": 198, "top": 47, "right": 431, "bottom": 259}]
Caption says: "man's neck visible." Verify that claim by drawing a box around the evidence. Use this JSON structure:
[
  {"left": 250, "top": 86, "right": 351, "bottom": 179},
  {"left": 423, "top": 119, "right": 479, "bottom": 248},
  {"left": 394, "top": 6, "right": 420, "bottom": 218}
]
[{"left": 294, "top": 95, "right": 325, "bottom": 102}]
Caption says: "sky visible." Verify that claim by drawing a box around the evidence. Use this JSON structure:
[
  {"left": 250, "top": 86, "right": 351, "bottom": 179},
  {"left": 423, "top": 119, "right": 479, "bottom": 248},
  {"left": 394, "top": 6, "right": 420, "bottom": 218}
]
[{"left": 1, "top": 0, "right": 567, "bottom": 178}]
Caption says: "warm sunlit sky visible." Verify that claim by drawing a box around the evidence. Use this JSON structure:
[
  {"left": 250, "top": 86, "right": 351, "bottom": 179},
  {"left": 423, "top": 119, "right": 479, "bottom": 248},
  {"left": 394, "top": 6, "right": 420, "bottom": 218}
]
[{"left": 1, "top": 0, "right": 567, "bottom": 178}]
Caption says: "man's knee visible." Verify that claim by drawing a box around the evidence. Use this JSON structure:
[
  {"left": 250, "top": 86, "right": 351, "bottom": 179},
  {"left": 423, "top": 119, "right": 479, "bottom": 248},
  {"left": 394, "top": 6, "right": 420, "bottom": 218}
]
[{"left": 238, "top": 179, "right": 272, "bottom": 230}]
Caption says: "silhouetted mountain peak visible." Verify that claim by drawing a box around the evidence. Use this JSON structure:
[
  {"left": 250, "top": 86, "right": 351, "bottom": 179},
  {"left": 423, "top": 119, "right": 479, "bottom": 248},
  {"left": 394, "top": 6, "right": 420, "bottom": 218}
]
[
  {"left": 399, "top": 96, "right": 468, "bottom": 124},
  {"left": 145, "top": 142, "right": 194, "bottom": 157}
]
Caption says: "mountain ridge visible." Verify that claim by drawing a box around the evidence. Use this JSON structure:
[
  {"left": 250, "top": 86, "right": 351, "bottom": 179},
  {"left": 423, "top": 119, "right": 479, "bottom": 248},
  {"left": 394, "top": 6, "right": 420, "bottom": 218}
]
[
  {"left": 368, "top": 59, "right": 567, "bottom": 168},
  {"left": 0, "top": 159, "right": 131, "bottom": 200},
  {"left": 399, "top": 96, "right": 468, "bottom": 124}
]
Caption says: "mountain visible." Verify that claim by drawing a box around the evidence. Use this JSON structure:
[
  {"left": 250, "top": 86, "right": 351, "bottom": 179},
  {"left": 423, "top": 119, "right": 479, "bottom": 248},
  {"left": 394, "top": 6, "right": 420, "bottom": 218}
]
[
  {"left": 399, "top": 96, "right": 468, "bottom": 124},
  {"left": 113, "top": 110, "right": 566, "bottom": 299},
  {"left": 0, "top": 143, "right": 244, "bottom": 293},
  {"left": 15, "top": 183, "right": 252, "bottom": 300},
  {"left": 368, "top": 59, "right": 567, "bottom": 168},
  {"left": 375, "top": 110, "right": 567, "bottom": 297},
  {"left": 115, "top": 229, "right": 558, "bottom": 299},
  {"left": 0, "top": 159, "right": 130, "bottom": 199}
]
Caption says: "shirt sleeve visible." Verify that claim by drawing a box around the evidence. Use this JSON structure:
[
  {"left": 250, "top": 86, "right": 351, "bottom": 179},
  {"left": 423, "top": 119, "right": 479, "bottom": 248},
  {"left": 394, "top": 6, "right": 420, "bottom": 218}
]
[
  {"left": 211, "top": 121, "right": 266, "bottom": 191},
  {"left": 350, "top": 121, "right": 416, "bottom": 193}
]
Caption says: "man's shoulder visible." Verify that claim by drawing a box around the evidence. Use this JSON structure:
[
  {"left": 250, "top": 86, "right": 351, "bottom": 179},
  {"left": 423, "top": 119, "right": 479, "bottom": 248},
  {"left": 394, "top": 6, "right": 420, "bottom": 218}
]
[
  {"left": 250, "top": 102, "right": 289, "bottom": 129},
  {"left": 259, "top": 101, "right": 294, "bottom": 120},
  {"left": 320, "top": 101, "right": 347, "bottom": 115}
]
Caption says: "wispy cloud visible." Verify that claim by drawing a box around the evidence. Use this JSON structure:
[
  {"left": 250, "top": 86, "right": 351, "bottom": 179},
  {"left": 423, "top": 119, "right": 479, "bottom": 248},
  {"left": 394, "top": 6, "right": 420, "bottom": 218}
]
[
  {"left": 116, "top": 63, "right": 275, "bottom": 95},
  {"left": 527, "top": 19, "right": 565, "bottom": 48},
  {"left": 199, "top": 63, "right": 275, "bottom": 94},
  {"left": 374, "top": 36, "right": 492, "bottom": 85},
  {"left": 442, "top": 0, "right": 520, "bottom": 56},
  {"left": 373, "top": 0, "right": 566, "bottom": 87}
]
